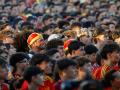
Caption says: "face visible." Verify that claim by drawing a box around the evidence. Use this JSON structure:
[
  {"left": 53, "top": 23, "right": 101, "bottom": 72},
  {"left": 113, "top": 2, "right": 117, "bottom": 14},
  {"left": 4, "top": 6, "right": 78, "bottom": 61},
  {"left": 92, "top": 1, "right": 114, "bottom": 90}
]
[
  {"left": 109, "top": 24, "right": 115, "bottom": 32},
  {"left": 109, "top": 4, "right": 117, "bottom": 13},
  {"left": 17, "top": 59, "right": 29, "bottom": 71},
  {"left": 57, "top": 46, "right": 65, "bottom": 58},
  {"left": 112, "top": 71, "right": 120, "bottom": 88},
  {"left": 34, "top": 74, "right": 44, "bottom": 85},
  {"left": 38, "top": 61, "right": 48, "bottom": 71},
  {"left": 31, "top": 39, "right": 46, "bottom": 52},
  {"left": 52, "top": 52, "right": 62, "bottom": 61},
  {"left": 64, "top": 65, "right": 77, "bottom": 80},
  {"left": 19, "top": 2, "right": 26, "bottom": 13},
  {"left": 44, "top": 62, "right": 53, "bottom": 75},
  {"left": 0, "top": 66, "right": 8, "bottom": 80},
  {"left": 74, "top": 46, "right": 85, "bottom": 56},
  {"left": 88, "top": 53, "right": 97, "bottom": 64},
  {"left": 109, "top": 51, "right": 120, "bottom": 64}
]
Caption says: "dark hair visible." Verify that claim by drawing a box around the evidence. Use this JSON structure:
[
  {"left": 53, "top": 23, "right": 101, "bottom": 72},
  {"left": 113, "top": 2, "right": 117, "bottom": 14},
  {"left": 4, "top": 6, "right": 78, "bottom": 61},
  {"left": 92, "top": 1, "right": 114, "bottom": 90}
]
[
  {"left": 80, "top": 80, "right": 103, "bottom": 90},
  {"left": 46, "top": 48, "right": 59, "bottom": 57},
  {"left": 84, "top": 45, "right": 98, "bottom": 55},
  {"left": 10, "top": 52, "right": 29, "bottom": 67},
  {"left": 74, "top": 57, "right": 90, "bottom": 67},
  {"left": 30, "top": 54, "right": 50, "bottom": 66},
  {"left": 102, "top": 70, "right": 117, "bottom": 88},
  {"left": 71, "top": 22, "right": 81, "bottom": 29},
  {"left": 46, "top": 39, "right": 63, "bottom": 50},
  {"left": 68, "top": 40, "right": 85, "bottom": 55},
  {"left": 100, "top": 43, "right": 120, "bottom": 59},
  {"left": 57, "top": 58, "right": 76, "bottom": 71},
  {"left": 57, "top": 20, "right": 70, "bottom": 30},
  {"left": 54, "top": 58, "right": 76, "bottom": 82},
  {"left": 24, "top": 66, "right": 43, "bottom": 83},
  {"left": 0, "top": 56, "right": 7, "bottom": 68}
]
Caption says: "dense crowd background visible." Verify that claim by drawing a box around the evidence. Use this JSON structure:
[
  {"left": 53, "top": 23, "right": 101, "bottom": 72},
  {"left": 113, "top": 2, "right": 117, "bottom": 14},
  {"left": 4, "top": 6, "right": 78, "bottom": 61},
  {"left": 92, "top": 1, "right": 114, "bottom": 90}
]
[{"left": 0, "top": 0, "right": 120, "bottom": 90}]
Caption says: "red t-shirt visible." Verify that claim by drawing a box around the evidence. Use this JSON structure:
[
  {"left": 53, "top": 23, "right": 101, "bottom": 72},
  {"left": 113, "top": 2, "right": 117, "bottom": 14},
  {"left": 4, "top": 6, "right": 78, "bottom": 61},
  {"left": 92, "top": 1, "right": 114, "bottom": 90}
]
[{"left": 1, "top": 83, "right": 9, "bottom": 90}]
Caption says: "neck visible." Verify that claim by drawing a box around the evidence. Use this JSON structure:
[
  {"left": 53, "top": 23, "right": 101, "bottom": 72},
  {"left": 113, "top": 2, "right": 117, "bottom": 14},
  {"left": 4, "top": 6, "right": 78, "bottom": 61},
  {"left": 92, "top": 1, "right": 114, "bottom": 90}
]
[{"left": 29, "top": 82, "right": 38, "bottom": 90}]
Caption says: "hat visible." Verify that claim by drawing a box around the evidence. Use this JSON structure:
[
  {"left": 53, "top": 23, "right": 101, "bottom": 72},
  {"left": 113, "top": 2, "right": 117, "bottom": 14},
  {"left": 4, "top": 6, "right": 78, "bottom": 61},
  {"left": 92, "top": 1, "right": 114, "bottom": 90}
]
[
  {"left": 64, "top": 39, "right": 75, "bottom": 51},
  {"left": 27, "top": 33, "right": 43, "bottom": 46},
  {"left": 47, "top": 34, "right": 61, "bottom": 41}
]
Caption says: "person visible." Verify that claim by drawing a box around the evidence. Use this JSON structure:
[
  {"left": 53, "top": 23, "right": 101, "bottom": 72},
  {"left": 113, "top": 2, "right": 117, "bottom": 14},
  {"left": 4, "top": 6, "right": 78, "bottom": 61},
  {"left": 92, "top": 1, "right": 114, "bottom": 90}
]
[
  {"left": 24, "top": 66, "right": 44, "bottom": 90},
  {"left": 93, "top": 43, "right": 120, "bottom": 80},
  {"left": 27, "top": 32, "right": 46, "bottom": 54},
  {"left": 54, "top": 58, "right": 77, "bottom": 90},
  {"left": 9, "top": 52, "right": 30, "bottom": 90},
  {"left": 23, "top": 53, "right": 55, "bottom": 90},
  {"left": 0, "top": 56, "right": 9, "bottom": 90},
  {"left": 46, "top": 48, "right": 62, "bottom": 61},
  {"left": 84, "top": 44, "right": 99, "bottom": 71},
  {"left": 68, "top": 40, "right": 85, "bottom": 58},
  {"left": 79, "top": 80, "right": 103, "bottom": 90},
  {"left": 74, "top": 57, "right": 92, "bottom": 81},
  {"left": 102, "top": 70, "right": 120, "bottom": 90}
]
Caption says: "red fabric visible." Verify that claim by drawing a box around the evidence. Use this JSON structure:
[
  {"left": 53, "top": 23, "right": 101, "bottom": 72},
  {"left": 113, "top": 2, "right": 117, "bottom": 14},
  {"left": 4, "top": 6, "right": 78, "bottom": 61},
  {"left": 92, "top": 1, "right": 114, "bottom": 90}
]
[
  {"left": 92, "top": 65, "right": 111, "bottom": 80},
  {"left": 54, "top": 80, "right": 62, "bottom": 90},
  {"left": 2, "top": 83, "right": 9, "bottom": 90},
  {"left": 21, "top": 76, "right": 55, "bottom": 90},
  {"left": 39, "top": 76, "right": 55, "bottom": 90},
  {"left": 21, "top": 80, "right": 29, "bottom": 90},
  {"left": 104, "top": 87, "right": 112, "bottom": 90}
]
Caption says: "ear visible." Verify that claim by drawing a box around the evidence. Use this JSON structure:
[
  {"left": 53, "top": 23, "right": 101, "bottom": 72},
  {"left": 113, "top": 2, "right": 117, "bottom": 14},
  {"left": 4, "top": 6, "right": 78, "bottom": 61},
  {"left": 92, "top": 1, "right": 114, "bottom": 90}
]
[
  {"left": 59, "top": 71, "right": 66, "bottom": 78},
  {"left": 72, "top": 50, "right": 75, "bottom": 55}
]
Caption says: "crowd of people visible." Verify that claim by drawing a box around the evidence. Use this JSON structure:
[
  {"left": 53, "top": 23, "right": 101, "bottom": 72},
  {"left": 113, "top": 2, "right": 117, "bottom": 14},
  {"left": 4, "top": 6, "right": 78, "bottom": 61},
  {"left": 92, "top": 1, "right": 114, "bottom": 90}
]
[{"left": 0, "top": 0, "right": 120, "bottom": 90}]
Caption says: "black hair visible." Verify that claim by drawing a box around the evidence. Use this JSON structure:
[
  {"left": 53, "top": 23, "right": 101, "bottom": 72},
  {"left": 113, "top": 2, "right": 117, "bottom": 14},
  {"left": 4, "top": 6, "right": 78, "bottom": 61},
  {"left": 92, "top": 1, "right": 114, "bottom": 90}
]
[
  {"left": 68, "top": 40, "right": 85, "bottom": 55},
  {"left": 46, "top": 39, "right": 63, "bottom": 50},
  {"left": 30, "top": 54, "right": 50, "bottom": 66},
  {"left": 57, "top": 20, "right": 70, "bottom": 29},
  {"left": 102, "top": 70, "right": 117, "bottom": 88},
  {"left": 100, "top": 43, "right": 120, "bottom": 59},
  {"left": 71, "top": 22, "right": 81, "bottom": 29},
  {"left": 0, "top": 56, "right": 7, "bottom": 68},
  {"left": 46, "top": 48, "right": 59, "bottom": 57},
  {"left": 24, "top": 66, "right": 43, "bottom": 83},
  {"left": 84, "top": 45, "right": 98, "bottom": 55},
  {"left": 53, "top": 58, "right": 76, "bottom": 81},
  {"left": 74, "top": 57, "right": 90, "bottom": 67},
  {"left": 10, "top": 52, "right": 29, "bottom": 67},
  {"left": 42, "top": 14, "right": 52, "bottom": 23},
  {"left": 57, "top": 58, "right": 77, "bottom": 71},
  {"left": 80, "top": 80, "right": 103, "bottom": 90}
]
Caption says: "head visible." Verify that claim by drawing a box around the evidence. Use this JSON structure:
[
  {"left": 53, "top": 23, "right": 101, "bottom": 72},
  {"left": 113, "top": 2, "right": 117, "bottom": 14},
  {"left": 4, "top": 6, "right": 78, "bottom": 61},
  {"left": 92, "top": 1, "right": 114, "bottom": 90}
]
[
  {"left": 68, "top": 40, "right": 85, "bottom": 57},
  {"left": 57, "top": 58, "right": 77, "bottom": 81},
  {"left": 80, "top": 80, "right": 103, "bottom": 90},
  {"left": 30, "top": 54, "right": 50, "bottom": 71},
  {"left": 71, "top": 22, "right": 81, "bottom": 37},
  {"left": 0, "top": 56, "right": 8, "bottom": 81},
  {"left": 27, "top": 33, "right": 45, "bottom": 53},
  {"left": 10, "top": 52, "right": 30, "bottom": 74},
  {"left": 46, "top": 39, "right": 64, "bottom": 58},
  {"left": 46, "top": 49, "right": 61, "bottom": 61},
  {"left": 100, "top": 43, "right": 120, "bottom": 65},
  {"left": 84, "top": 45, "right": 98, "bottom": 64},
  {"left": 74, "top": 57, "right": 92, "bottom": 81},
  {"left": 24, "top": 66, "right": 44, "bottom": 86},
  {"left": 102, "top": 70, "right": 120, "bottom": 89}
]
